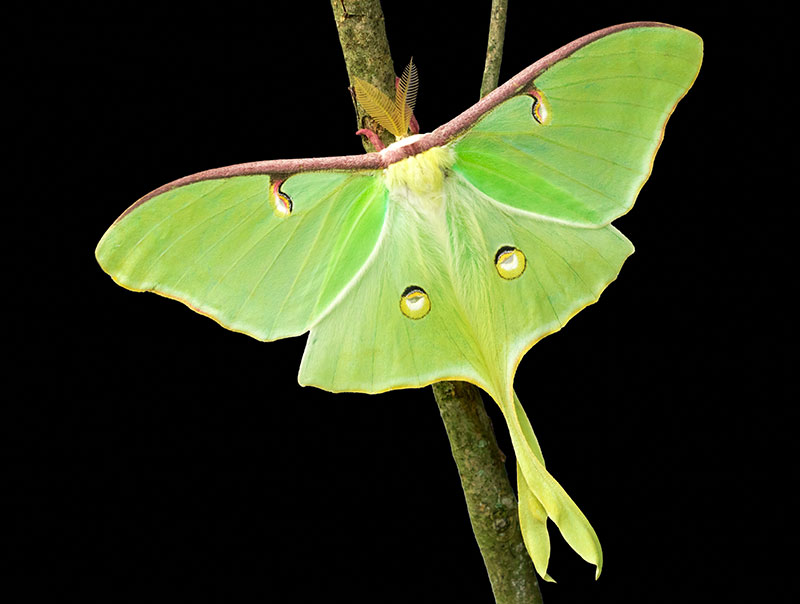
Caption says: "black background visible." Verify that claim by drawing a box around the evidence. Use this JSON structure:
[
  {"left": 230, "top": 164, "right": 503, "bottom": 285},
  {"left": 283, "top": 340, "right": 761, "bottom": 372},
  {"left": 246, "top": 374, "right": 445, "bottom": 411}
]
[{"left": 9, "top": 1, "right": 790, "bottom": 602}]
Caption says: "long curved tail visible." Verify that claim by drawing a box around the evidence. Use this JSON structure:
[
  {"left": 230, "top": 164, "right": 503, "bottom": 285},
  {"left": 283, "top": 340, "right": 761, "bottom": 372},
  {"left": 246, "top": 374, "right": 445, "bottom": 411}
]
[{"left": 500, "top": 390, "right": 603, "bottom": 581}]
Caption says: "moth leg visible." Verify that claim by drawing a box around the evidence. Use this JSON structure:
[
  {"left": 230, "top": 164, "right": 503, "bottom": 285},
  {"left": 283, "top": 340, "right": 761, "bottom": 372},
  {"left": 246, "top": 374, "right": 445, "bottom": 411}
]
[{"left": 355, "top": 128, "right": 385, "bottom": 150}]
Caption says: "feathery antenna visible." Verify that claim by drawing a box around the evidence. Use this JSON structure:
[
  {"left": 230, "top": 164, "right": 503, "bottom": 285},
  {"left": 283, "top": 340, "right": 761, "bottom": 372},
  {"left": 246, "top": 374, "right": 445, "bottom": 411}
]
[
  {"left": 353, "top": 58, "right": 418, "bottom": 139},
  {"left": 396, "top": 58, "right": 419, "bottom": 134}
]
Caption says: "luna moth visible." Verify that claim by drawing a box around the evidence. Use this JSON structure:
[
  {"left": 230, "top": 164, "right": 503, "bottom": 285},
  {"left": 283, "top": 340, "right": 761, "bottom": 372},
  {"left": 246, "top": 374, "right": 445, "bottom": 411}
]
[{"left": 95, "top": 22, "right": 703, "bottom": 581}]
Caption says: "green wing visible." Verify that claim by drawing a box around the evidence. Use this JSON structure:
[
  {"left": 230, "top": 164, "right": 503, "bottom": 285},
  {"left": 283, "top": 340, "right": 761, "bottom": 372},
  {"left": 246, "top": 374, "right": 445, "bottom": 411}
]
[
  {"left": 453, "top": 26, "right": 702, "bottom": 226},
  {"left": 96, "top": 171, "right": 387, "bottom": 340}
]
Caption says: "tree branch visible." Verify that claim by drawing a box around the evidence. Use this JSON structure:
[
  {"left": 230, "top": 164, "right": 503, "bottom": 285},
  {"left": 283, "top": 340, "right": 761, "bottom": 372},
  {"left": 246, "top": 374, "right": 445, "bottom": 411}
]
[
  {"left": 330, "top": 0, "right": 396, "bottom": 151},
  {"left": 480, "top": 0, "right": 509, "bottom": 98},
  {"left": 329, "top": 2, "right": 542, "bottom": 602},
  {"left": 432, "top": 382, "right": 543, "bottom": 604}
]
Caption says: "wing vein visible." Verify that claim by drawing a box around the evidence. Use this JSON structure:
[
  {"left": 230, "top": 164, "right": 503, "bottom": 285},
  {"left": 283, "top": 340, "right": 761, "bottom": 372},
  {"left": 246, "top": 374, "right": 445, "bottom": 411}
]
[
  {"left": 467, "top": 130, "right": 643, "bottom": 174},
  {"left": 169, "top": 193, "right": 265, "bottom": 288},
  {"left": 464, "top": 143, "right": 623, "bottom": 205},
  {"left": 543, "top": 74, "right": 686, "bottom": 91}
]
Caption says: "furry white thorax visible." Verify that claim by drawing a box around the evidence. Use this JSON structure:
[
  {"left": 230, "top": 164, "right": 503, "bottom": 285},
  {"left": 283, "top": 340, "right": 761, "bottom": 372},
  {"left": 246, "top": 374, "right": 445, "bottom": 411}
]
[{"left": 383, "top": 144, "right": 456, "bottom": 214}]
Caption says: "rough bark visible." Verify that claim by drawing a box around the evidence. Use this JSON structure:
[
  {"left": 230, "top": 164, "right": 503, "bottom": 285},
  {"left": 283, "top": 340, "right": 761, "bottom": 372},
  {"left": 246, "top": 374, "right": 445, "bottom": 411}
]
[{"left": 330, "top": 0, "right": 397, "bottom": 151}]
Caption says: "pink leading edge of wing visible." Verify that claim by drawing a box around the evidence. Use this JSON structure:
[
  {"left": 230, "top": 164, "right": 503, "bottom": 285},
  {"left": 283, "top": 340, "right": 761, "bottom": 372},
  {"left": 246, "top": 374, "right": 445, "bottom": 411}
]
[{"left": 115, "top": 22, "right": 675, "bottom": 222}]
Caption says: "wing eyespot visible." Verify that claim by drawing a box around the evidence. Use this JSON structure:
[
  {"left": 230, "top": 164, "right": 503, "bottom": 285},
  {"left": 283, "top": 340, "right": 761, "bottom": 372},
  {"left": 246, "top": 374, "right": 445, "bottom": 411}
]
[
  {"left": 495, "top": 246, "right": 526, "bottom": 280},
  {"left": 400, "top": 286, "right": 431, "bottom": 319}
]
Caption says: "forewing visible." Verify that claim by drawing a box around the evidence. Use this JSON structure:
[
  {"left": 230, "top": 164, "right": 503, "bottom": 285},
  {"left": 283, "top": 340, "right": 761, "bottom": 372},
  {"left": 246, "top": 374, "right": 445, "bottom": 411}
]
[
  {"left": 452, "top": 25, "right": 702, "bottom": 226},
  {"left": 96, "top": 171, "right": 387, "bottom": 341}
]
